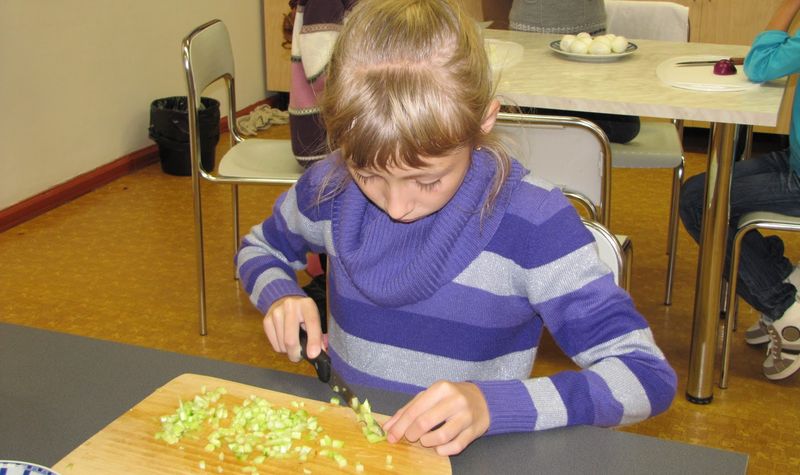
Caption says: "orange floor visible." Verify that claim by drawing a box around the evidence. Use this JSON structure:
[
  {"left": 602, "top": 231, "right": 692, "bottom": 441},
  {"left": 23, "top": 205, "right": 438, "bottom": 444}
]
[{"left": 2, "top": 123, "right": 799, "bottom": 474}]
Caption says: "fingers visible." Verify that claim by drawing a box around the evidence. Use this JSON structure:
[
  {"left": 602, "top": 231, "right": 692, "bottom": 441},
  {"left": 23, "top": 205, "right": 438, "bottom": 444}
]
[
  {"left": 384, "top": 384, "right": 447, "bottom": 444},
  {"left": 300, "top": 298, "right": 323, "bottom": 358},
  {"left": 264, "top": 296, "right": 323, "bottom": 363},
  {"left": 282, "top": 298, "right": 303, "bottom": 363},
  {"left": 383, "top": 381, "right": 489, "bottom": 456}
]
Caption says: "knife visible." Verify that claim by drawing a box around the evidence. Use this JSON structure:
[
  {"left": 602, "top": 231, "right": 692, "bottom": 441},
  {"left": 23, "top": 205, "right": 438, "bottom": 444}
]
[
  {"left": 676, "top": 57, "right": 744, "bottom": 66},
  {"left": 299, "top": 328, "right": 386, "bottom": 436}
]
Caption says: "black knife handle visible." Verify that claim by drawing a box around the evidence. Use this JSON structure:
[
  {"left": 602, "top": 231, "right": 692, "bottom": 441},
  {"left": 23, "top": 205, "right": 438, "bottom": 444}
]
[{"left": 299, "top": 328, "right": 331, "bottom": 383}]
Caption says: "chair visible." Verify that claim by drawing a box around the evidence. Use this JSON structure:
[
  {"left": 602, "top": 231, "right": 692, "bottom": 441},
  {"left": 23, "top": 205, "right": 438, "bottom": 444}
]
[
  {"left": 584, "top": 219, "right": 625, "bottom": 286},
  {"left": 719, "top": 212, "right": 800, "bottom": 389},
  {"left": 496, "top": 112, "right": 633, "bottom": 290},
  {"left": 604, "top": 0, "right": 689, "bottom": 305},
  {"left": 183, "top": 19, "right": 305, "bottom": 335}
]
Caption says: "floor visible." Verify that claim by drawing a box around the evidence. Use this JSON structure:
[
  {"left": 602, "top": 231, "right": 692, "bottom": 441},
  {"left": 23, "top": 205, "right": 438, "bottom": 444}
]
[{"left": 2, "top": 123, "right": 799, "bottom": 474}]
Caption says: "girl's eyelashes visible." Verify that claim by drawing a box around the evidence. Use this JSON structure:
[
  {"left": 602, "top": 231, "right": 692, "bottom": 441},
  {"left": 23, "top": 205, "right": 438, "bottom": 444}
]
[
  {"left": 352, "top": 169, "right": 440, "bottom": 191},
  {"left": 353, "top": 172, "right": 375, "bottom": 184},
  {"left": 417, "top": 179, "right": 441, "bottom": 191}
]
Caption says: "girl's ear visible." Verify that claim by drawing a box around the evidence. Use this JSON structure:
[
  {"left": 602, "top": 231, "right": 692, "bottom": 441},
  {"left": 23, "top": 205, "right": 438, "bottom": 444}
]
[{"left": 480, "top": 99, "right": 501, "bottom": 134}]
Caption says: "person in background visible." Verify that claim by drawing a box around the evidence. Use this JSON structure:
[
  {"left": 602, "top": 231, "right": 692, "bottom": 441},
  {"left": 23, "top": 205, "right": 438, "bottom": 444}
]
[
  {"left": 287, "top": 0, "right": 357, "bottom": 168},
  {"left": 238, "top": 0, "right": 676, "bottom": 455},
  {"left": 679, "top": 0, "right": 800, "bottom": 381},
  {"left": 286, "top": 0, "right": 358, "bottom": 322},
  {"left": 507, "top": 0, "right": 640, "bottom": 143},
  {"left": 509, "top": 0, "right": 606, "bottom": 35}
]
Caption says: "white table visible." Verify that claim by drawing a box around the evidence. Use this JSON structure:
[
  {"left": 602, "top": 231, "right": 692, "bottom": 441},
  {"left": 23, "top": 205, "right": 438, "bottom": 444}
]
[{"left": 485, "top": 29, "right": 789, "bottom": 403}]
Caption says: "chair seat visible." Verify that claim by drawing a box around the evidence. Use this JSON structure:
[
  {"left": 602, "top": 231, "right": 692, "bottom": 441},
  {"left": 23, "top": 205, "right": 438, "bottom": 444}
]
[
  {"left": 738, "top": 211, "right": 800, "bottom": 228},
  {"left": 610, "top": 121, "right": 683, "bottom": 168},
  {"left": 218, "top": 138, "right": 305, "bottom": 182}
]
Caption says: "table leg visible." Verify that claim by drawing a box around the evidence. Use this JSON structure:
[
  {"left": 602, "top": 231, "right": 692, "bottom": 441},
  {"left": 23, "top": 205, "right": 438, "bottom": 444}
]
[{"left": 686, "top": 122, "right": 736, "bottom": 404}]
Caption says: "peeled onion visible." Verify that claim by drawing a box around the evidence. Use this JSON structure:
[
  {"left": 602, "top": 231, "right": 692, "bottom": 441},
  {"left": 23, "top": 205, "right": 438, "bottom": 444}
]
[
  {"left": 610, "top": 36, "right": 629, "bottom": 53},
  {"left": 713, "top": 59, "right": 738, "bottom": 75},
  {"left": 589, "top": 40, "right": 612, "bottom": 55},
  {"left": 560, "top": 34, "right": 576, "bottom": 51},
  {"left": 570, "top": 40, "right": 590, "bottom": 54}
]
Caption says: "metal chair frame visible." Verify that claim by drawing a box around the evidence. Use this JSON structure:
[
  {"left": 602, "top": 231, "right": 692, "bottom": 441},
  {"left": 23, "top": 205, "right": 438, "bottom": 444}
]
[
  {"left": 496, "top": 112, "right": 632, "bottom": 290},
  {"left": 183, "top": 19, "right": 305, "bottom": 335}
]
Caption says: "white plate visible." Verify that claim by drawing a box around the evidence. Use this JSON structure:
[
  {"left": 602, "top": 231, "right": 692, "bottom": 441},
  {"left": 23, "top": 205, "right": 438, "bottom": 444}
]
[
  {"left": 0, "top": 461, "right": 60, "bottom": 475},
  {"left": 549, "top": 40, "right": 637, "bottom": 62},
  {"left": 656, "top": 55, "right": 759, "bottom": 92}
]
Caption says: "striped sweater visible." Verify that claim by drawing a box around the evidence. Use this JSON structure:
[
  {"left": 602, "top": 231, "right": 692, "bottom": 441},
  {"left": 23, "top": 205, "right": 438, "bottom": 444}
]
[{"left": 236, "top": 150, "right": 677, "bottom": 435}]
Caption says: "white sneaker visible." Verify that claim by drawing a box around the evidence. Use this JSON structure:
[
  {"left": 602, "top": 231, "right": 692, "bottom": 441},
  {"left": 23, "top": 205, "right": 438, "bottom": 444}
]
[
  {"left": 745, "top": 317, "right": 770, "bottom": 345},
  {"left": 744, "top": 264, "right": 800, "bottom": 346},
  {"left": 786, "top": 263, "right": 800, "bottom": 291},
  {"left": 762, "top": 301, "right": 800, "bottom": 380}
]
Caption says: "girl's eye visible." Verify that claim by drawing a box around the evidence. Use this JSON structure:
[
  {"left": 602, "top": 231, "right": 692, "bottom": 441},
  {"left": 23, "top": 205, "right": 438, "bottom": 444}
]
[
  {"left": 354, "top": 173, "right": 375, "bottom": 184},
  {"left": 417, "top": 180, "right": 441, "bottom": 191}
]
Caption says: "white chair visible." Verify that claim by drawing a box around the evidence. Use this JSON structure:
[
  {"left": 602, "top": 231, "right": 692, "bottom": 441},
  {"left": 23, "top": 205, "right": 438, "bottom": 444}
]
[
  {"left": 719, "top": 212, "right": 800, "bottom": 389},
  {"left": 605, "top": 1, "right": 690, "bottom": 42},
  {"left": 496, "top": 112, "right": 633, "bottom": 290},
  {"left": 604, "top": 0, "right": 689, "bottom": 305},
  {"left": 584, "top": 219, "right": 625, "bottom": 286},
  {"left": 183, "top": 19, "right": 306, "bottom": 335}
]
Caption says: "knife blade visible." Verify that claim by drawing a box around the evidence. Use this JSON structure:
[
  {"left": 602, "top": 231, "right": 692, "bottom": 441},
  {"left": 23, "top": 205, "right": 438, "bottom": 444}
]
[
  {"left": 299, "top": 328, "right": 385, "bottom": 436},
  {"left": 676, "top": 57, "right": 744, "bottom": 66}
]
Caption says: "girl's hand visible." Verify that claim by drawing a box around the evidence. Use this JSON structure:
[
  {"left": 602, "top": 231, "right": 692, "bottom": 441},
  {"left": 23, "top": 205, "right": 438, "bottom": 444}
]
[
  {"left": 382, "top": 381, "right": 490, "bottom": 456},
  {"left": 263, "top": 296, "right": 324, "bottom": 362}
]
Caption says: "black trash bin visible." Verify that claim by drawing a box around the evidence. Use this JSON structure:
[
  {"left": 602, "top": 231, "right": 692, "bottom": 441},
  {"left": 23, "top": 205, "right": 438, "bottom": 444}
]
[{"left": 148, "top": 96, "right": 220, "bottom": 176}]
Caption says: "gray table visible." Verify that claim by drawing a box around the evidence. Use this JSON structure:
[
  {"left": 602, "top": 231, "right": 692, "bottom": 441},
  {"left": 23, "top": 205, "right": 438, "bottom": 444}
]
[{"left": 0, "top": 323, "right": 747, "bottom": 474}]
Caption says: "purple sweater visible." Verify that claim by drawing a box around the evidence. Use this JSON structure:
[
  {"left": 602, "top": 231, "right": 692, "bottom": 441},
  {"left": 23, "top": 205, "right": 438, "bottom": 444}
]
[{"left": 236, "top": 150, "right": 676, "bottom": 435}]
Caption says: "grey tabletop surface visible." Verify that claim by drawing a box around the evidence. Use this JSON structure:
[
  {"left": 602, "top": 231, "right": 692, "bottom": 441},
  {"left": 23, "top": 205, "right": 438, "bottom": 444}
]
[{"left": 0, "top": 323, "right": 747, "bottom": 474}]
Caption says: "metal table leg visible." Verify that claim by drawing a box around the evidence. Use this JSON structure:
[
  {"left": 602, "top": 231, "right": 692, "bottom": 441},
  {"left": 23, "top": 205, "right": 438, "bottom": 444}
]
[{"left": 686, "top": 122, "right": 736, "bottom": 404}]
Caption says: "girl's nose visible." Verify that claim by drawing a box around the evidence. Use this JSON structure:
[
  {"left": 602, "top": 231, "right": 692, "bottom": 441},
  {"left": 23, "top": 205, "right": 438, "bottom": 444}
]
[{"left": 384, "top": 186, "right": 413, "bottom": 221}]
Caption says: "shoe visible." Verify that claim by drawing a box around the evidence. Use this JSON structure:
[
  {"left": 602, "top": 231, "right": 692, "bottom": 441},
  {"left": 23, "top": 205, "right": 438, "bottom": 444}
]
[
  {"left": 786, "top": 263, "right": 800, "bottom": 291},
  {"left": 762, "top": 343, "right": 800, "bottom": 381},
  {"left": 744, "top": 265, "right": 800, "bottom": 346},
  {"left": 762, "top": 301, "right": 800, "bottom": 380},
  {"left": 745, "top": 318, "right": 770, "bottom": 345}
]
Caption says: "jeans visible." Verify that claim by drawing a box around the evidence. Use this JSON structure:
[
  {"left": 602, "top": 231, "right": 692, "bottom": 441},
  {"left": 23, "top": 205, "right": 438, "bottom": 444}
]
[{"left": 679, "top": 148, "right": 800, "bottom": 320}]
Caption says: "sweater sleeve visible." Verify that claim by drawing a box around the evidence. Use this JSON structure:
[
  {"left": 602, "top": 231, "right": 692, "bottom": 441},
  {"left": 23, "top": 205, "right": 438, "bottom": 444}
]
[
  {"left": 473, "top": 186, "right": 677, "bottom": 435},
  {"left": 235, "top": 162, "right": 333, "bottom": 315},
  {"left": 744, "top": 30, "right": 800, "bottom": 82}
]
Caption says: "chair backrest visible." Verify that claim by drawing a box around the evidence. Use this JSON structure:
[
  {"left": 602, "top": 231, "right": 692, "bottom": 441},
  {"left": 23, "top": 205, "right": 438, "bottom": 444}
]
[
  {"left": 182, "top": 19, "right": 240, "bottom": 176},
  {"left": 583, "top": 219, "right": 624, "bottom": 285},
  {"left": 605, "top": 1, "right": 690, "bottom": 42},
  {"left": 495, "top": 112, "right": 612, "bottom": 226}
]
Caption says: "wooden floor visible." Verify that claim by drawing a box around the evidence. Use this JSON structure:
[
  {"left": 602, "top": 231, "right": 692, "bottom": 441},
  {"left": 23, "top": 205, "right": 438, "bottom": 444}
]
[{"left": 2, "top": 123, "right": 799, "bottom": 474}]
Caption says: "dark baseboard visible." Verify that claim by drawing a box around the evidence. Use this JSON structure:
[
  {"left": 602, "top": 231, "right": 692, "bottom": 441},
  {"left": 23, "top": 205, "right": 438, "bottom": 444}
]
[
  {"left": 0, "top": 97, "right": 278, "bottom": 234},
  {"left": 0, "top": 146, "right": 159, "bottom": 233}
]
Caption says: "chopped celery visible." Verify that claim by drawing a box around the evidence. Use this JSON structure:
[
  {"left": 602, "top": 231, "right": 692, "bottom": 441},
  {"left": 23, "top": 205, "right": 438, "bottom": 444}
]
[{"left": 156, "top": 386, "right": 388, "bottom": 472}]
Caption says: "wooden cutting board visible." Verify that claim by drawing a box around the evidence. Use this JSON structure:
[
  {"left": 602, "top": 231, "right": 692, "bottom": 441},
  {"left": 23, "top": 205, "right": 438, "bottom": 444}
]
[{"left": 52, "top": 373, "right": 451, "bottom": 474}]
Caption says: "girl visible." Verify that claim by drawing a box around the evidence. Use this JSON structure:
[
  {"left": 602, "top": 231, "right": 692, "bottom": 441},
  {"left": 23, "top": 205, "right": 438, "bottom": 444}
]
[{"left": 237, "top": 0, "right": 676, "bottom": 456}]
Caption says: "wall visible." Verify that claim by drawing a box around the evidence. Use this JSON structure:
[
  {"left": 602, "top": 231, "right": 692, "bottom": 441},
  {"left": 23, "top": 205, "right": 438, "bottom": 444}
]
[{"left": 0, "top": 0, "right": 267, "bottom": 211}]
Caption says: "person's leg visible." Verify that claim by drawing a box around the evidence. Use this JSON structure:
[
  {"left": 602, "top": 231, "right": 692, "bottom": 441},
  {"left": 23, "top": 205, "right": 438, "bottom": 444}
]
[
  {"left": 679, "top": 149, "right": 800, "bottom": 317},
  {"left": 725, "top": 150, "right": 800, "bottom": 319}
]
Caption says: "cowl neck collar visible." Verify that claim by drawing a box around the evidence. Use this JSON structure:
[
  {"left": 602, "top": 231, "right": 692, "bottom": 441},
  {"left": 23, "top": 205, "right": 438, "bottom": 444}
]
[{"left": 332, "top": 150, "right": 525, "bottom": 307}]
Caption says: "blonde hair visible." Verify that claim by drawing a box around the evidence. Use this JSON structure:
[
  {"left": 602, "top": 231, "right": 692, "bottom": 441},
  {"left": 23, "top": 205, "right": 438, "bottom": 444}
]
[{"left": 318, "top": 0, "right": 511, "bottom": 214}]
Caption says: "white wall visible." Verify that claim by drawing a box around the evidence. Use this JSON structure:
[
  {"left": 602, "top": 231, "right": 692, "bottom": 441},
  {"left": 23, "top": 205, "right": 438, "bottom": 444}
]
[{"left": 0, "top": 0, "right": 269, "bottom": 210}]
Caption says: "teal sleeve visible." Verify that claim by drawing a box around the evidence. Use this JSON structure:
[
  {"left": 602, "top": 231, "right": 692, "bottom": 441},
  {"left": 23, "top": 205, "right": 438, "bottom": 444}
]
[{"left": 744, "top": 30, "right": 800, "bottom": 82}]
